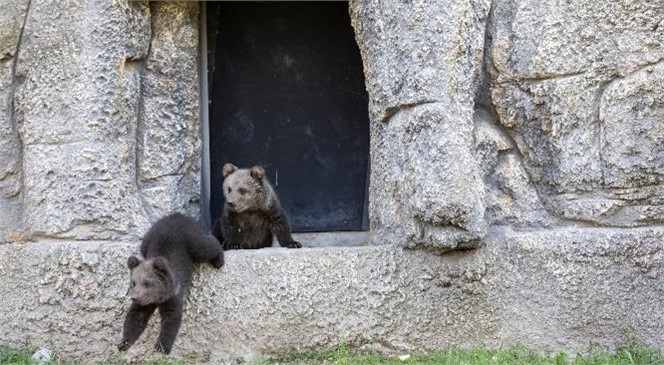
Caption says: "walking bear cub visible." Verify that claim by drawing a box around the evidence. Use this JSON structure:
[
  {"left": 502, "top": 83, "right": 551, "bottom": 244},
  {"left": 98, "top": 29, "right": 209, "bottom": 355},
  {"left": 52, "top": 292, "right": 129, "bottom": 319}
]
[
  {"left": 118, "top": 213, "right": 224, "bottom": 354},
  {"left": 212, "top": 163, "right": 302, "bottom": 250}
]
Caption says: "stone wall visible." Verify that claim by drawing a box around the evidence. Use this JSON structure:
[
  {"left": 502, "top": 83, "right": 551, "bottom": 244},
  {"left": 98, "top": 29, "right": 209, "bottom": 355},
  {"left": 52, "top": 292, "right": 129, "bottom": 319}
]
[
  {"left": 489, "top": 0, "right": 664, "bottom": 228},
  {"left": 352, "top": 0, "right": 664, "bottom": 248},
  {"left": 0, "top": 0, "right": 29, "bottom": 241},
  {"left": 0, "top": 0, "right": 663, "bottom": 362},
  {"left": 0, "top": 0, "right": 200, "bottom": 242},
  {"left": 0, "top": 229, "right": 662, "bottom": 362},
  {"left": 351, "top": 0, "right": 490, "bottom": 251}
]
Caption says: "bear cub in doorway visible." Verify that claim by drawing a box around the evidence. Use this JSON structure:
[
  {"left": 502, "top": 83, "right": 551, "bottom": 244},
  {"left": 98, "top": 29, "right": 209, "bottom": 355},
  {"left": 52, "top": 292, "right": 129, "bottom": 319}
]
[
  {"left": 212, "top": 163, "right": 302, "bottom": 250},
  {"left": 118, "top": 213, "right": 224, "bottom": 354}
]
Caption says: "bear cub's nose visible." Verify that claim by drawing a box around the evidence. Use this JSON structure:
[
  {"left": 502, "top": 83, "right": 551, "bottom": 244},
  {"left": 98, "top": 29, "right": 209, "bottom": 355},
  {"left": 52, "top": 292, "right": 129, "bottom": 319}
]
[{"left": 227, "top": 202, "right": 236, "bottom": 208}]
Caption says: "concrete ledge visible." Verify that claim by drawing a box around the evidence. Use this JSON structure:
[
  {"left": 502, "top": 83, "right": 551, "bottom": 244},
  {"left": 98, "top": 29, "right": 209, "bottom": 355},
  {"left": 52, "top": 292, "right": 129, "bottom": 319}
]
[
  {"left": 0, "top": 227, "right": 662, "bottom": 362},
  {"left": 292, "top": 231, "right": 369, "bottom": 247}
]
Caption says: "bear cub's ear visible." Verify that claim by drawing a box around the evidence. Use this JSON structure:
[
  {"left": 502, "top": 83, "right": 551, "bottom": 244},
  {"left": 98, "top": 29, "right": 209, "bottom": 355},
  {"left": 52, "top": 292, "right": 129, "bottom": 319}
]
[
  {"left": 223, "top": 163, "right": 238, "bottom": 177},
  {"left": 127, "top": 255, "right": 142, "bottom": 270},
  {"left": 250, "top": 166, "right": 265, "bottom": 181},
  {"left": 151, "top": 256, "right": 172, "bottom": 278}
]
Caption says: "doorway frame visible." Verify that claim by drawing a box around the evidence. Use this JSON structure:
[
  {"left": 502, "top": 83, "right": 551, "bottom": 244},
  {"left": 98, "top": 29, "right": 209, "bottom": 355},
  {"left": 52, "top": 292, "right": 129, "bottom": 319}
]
[{"left": 198, "top": 2, "right": 370, "bottom": 246}]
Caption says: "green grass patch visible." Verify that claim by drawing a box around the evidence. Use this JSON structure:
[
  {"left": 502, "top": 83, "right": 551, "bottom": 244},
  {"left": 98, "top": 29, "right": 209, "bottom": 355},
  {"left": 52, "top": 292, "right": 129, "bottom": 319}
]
[
  {"left": 0, "top": 346, "right": 33, "bottom": 365},
  {"left": 251, "top": 341, "right": 664, "bottom": 365},
  {"left": 1, "top": 341, "right": 662, "bottom": 365},
  {"left": 0, "top": 345, "right": 184, "bottom": 365}
]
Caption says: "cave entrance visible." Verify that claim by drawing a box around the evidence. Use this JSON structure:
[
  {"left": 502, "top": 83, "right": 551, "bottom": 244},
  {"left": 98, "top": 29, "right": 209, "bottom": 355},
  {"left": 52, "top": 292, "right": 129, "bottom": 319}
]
[{"left": 202, "top": 2, "right": 370, "bottom": 244}]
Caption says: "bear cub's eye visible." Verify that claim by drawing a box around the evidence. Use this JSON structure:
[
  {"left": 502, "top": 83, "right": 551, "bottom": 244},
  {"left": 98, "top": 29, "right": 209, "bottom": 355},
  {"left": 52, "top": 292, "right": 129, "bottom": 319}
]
[
  {"left": 131, "top": 280, "right": 136, "bottom": 288},
  {"left": 227, "top": 187, "right": 231, "bottom": 193},
  {"left": 238, "top": 188, "right": 247, "bottom": 195},
  {"left": 143, "top": 281, "right": 151, "bottom": 288}
]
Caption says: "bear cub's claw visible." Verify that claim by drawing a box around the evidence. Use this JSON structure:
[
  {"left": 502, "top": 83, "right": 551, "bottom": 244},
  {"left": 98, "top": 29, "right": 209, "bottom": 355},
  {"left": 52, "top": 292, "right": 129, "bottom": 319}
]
[
  {"left": 117, "top": 340, "right": 131, "bottom": 352},
  {"left": 155, "top": 342, "right": 171, "bottom": 354},
  {"left": 285, "top": 240, "right": 302, "bottom": 249},
  {"left": 227, "top": 243, "right": 241, "bottom": 250}
]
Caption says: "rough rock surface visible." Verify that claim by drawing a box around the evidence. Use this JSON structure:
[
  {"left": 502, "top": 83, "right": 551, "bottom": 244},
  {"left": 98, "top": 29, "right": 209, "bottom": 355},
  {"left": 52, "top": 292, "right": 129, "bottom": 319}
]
[
  {"left": 350, "top": 0, "right": 491, "bottom": 250},
  {"left": 0, "top": 0, "right": 29, "bottom": 241},
  {"left": 489, "top": 0, "right": 664, "bottom": 226},
  {"left": 369, "top": 103, "right": 487, "bottom": 251},
  {"left": 0, "top": 229, "right": 661, "bottom": 362},
  {"left": 0, "top": 0, "right": 663, "bottom": 361},
  {"left": 473, "top": 106, "right": 554, "bottom": 227},
  {"left": 1, "top": 0, "right": 202, "bottom": 241},
  {"left": 138, "top": 2, "right": 201, "bottom": 222},
  {"left": 14, "top": 0, "right": 151, "bottom": 240}
]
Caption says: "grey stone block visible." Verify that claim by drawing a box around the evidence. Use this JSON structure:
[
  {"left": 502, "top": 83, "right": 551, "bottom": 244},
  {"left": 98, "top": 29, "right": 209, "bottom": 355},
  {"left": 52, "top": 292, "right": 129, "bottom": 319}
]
[
  {"left": 7, "top": 1, "right": 202, "bottom": 240},
  {"left": 138, "top": 2, "right": 201, "bottom": 222},
  {"left": 22, "top": 142, "right": 150, "bottom": 239},
  {"left": 370, "top": 103, "right": 487, "bottom": 251},
  {"left": 0, "top": 0, "right": 29, "bottom": 241},
  {"left": 14, "top": 0, "right": 152, "bottom": 239},
  {"left": 489, "top": 0, "right": 664, "bottom": 226},
  {"left": 474, "top": 106, "right": 554, "bottom": 227},
  {"left": 0, "top": 228, "right": 661, "bottom": 362},
  {"left": 601, "top": 62, "right": 664, "bottom": 188},
  {"left": 350, "top": 0, "right": 490, "bottom": 250},
  {"left": 350, "top": 0, "right": 491, "bottom": 122}
]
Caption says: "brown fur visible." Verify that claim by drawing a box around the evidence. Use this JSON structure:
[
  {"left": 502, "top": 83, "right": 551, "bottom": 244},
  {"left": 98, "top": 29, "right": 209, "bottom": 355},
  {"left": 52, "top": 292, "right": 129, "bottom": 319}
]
[
  {"left": 118, "top": 213, "right": 223, "bottom": 354},
  {"left": 212, "top": 163, "right": 302, "bottom": 250},
  {"left": 127, "top": 256, "right": 174, "bottom": 306}
]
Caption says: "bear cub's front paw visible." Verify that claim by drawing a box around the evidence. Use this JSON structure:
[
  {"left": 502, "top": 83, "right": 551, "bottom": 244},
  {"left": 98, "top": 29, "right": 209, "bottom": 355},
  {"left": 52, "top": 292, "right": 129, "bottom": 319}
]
[
  {"left": 284, "top": 240, "right": 302, "bottom": 249},
  {"left": 211, "top": 252, "right": 224, "bottom": 268}
]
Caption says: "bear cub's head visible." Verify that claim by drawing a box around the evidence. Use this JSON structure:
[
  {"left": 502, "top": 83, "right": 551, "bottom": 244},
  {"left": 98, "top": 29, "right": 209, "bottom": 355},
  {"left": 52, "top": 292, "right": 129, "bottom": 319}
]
[
  {"left": 222, "top": 163, "right": 268, "bottom": 213},
  {"left": 126, "top": 256, "right": 175, "bottom": 306}
]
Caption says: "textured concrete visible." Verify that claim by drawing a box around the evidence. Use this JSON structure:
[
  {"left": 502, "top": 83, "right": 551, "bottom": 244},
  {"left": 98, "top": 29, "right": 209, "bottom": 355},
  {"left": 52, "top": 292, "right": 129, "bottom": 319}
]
[
  {"left": 15, "top": 0, "right": 151, "bottom": 240},
  {"left": 489, "top": 0, "right": 664, "bottom": 226},
  {"left": 0, "top": 0, "right": 29, "bottom": 241},
  {"left": 350, "top": 0, "right": 491, "bottom": 250},
  {"left": 138, "top": 2, "right": 201, "bottom": 222},
  {"left": 0, "top": 228, "right": 662, "bottom": 362},
  {"left": 0, "top": 0, "right": 663, "bottom": 362},
  {"left": 2, "top": 1, "right": 201, "bottom": 241},
  {"left": 473, "top": 106, "right": 554, "bottom": 228}
]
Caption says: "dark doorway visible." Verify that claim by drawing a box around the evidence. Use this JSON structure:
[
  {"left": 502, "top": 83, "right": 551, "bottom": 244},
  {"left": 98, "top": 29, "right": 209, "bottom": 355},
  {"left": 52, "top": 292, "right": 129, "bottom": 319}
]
[{"left": 207, "top": 2, "right": 370, "bottom": 232}]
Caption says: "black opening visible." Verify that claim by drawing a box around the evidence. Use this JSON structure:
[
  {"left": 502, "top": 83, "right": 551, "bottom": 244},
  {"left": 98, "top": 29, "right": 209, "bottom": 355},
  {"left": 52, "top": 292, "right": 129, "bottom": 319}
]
[{"left": 207, "top": 2, "right": 370, "bottom": 232}]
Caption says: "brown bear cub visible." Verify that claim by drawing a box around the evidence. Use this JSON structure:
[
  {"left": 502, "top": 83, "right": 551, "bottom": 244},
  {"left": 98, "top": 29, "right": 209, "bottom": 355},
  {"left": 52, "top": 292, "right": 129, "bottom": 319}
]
[
  {"left": 118, "top": 213, "right": 224, "bottom": 354},
  {"left": 212, "top": 163, "right": 302, "bottom": 250}
]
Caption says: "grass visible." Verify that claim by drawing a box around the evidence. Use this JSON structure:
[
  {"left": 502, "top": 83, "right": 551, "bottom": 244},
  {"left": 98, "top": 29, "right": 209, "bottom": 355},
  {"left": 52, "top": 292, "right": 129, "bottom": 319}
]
[
  {"left": 252, "top": 341, "right": 664, "bottom": 365},
  {"left": 1, "top": 341, "right": 662, "bottom": 365},
  {"left": 0, "top": 345, "right": 184, "bottom": 365}
]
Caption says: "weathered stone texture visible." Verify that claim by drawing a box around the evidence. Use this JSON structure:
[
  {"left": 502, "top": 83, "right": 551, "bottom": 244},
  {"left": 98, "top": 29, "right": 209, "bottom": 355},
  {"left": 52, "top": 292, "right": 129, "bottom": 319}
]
[
  {"left": 350, "top": 0, "right": 490, "bottom": 122},
  {"left": 488, "top": 228, "right": 664, "bottom": 348},
  {"left": 490, "top": 0, "right": 664, "bottom": 226},
  {"left": 0, "top": 241, "right": 133, "bottom": 359},
  {"left": 3, "top": 1, "right": 203, "bottom": 241},
  {"left": 1, "top": 0, "right": 663, "bottom": 361},
  {"left": 474, "top": 106, "right": 554, "bottom": 227},
  {"left": 601, "top": 61, "right": 664, "bottom": 187},
  {"left": 14, "top": 0, "right": 152, "bottom": 239},
  {"left": 370, "top": 103, "right": 487, "bottom": 251},
  {"left": 138, "top": 2, "right": 201, "bottom": 222},
  {"left": 0, "top": 230, "right": 661, "bottom": 362},
  {"left": 0, "top": 0, "right": 29, "bottom": 241},
  {"left": 351, "top": 0, "right": 491, "bottom": 250}
]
